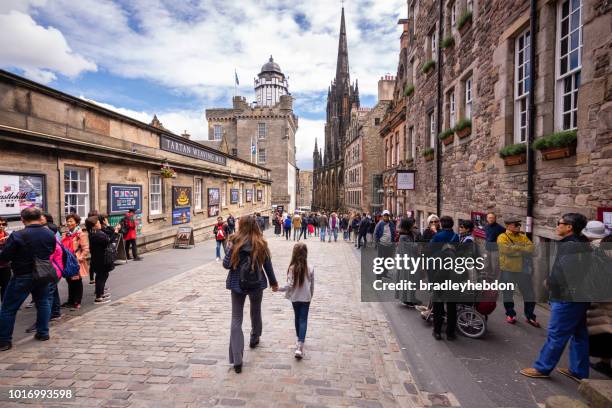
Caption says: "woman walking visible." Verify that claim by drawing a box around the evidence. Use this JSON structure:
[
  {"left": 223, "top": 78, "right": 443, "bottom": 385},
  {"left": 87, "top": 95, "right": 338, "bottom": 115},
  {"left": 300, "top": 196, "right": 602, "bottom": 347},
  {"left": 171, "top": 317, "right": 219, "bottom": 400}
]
[
  {"left": 85, "top": 216, "right": 114, "bottom": 304},
  {"left": 61, "top": 214, "right": 89, "bottom": 310},
  {"left": 223, "top": 216, "right": 278, "bottom": 373}
]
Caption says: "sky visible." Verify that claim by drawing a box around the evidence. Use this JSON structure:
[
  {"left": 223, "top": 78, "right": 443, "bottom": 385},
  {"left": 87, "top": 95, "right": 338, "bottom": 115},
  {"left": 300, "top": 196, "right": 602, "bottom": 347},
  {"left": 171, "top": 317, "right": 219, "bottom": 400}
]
[{"left": 0, "top": 0, "right": 405, "bottom": 169}]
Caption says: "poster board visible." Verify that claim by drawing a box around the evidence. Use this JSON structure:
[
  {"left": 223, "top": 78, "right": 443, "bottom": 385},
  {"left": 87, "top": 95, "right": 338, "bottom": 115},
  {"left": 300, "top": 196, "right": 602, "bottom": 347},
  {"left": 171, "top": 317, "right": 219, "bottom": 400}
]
[
  {"left": 597, "top": 207, "right": 612, "bottom": 235},
  {"left": 0, "top": 172, "right": 46, "bottom": 218},
  {"left": 174, "top": 226, "right": 195, "bottom": 248},
  {"left": 256, "top": 189, "right": 263, "bottom": 202},
  {"left": 208, "top": 188, "right": 220, "bottom": 217},
  {"left": 113, "top": 233, "right": 129, "bottom": 263},
  {"left": 108, "top": 184, "right": 142, "bottom": 214},
  {"left": 471, "top": 211, "right": 487, "bottom": 239},
  {"left": 396, "top": 170, "right": 415, "bottom": 190},
  {"left": 172, "top": 186, "right": 192, "bottom": 225},
  {"left": 230, "top": 189, "right": 239, "bottom": 204},
  {"left": 246, "top": 188, "right": 253, "bottom": 203}
]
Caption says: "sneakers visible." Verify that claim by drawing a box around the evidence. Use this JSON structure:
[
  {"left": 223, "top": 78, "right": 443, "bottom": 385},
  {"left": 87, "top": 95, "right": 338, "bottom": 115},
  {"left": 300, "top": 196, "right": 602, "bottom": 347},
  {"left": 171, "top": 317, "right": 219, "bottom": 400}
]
[
  {"left": 294, "top": 342, "right": 304, "bottom": 359},
  {"left": 506, "top": 316, "right": 517, "bottom": 324},
  {"left": 249, "top": 337, "right": 260, "bottom": 349},
  {"left": 94, "top": 297, "right": 111, "bottom": 304},
  {"left": 102, "top": 293, "right": 111, "bottom": 299},
  {"left": 525, "top": 318, "right": 541, "bottom": 328},
  {"left": 89, "top": 280, "right": 95, "bottom": 285},
  {"left": 520, "top": 367, "right": 549, "bottom": 378},
  {"left": 34, "top": 333, "right": 50, "bottom": 341},
  {"left": 215, "top": 257, "right": 220, "bottom": 262},
  {"left": 0, "top": 341, "right": 12, "bottom": 352},
  {"left": 50, "top": 315, "right": 62, "bottom": 322},
  {"left": 60, "top": 302, "right": 72, "bottom": 308},
  {"left": 70, "top": 303, "right": 81, "bottom": 311}
]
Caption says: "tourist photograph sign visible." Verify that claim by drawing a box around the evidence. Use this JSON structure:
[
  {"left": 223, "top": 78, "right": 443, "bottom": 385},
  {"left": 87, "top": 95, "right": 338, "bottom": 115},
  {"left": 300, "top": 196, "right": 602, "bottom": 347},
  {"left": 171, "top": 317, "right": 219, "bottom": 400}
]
[
  {"left": 208, "top": 188, "right": 220, "bottom": 217},
  {"left": 108, "top": 184, "right": 142, "bottom": 214},
  {"left": 174, "top": 226, "right": 194, "bottom": 248},
  {"left": 0, "top": 172, "right": 45, "bottom": 218},
  {"left": 257, "top": 189, "right": 263, "bottom": 202},
  {"left": 172, "top": 186, "right": 192, "bottom": 210},
  {"left": 230, "top": 188, "right": 239, "bottom": 204},
  {"left": 396, "top": 170, "right": 415, "bottom": 190},
  {"left": 246, "top": 188, "right": 253, "bottom": 203},
  {"left": 160, "top": 135, "right": 227, "bottom": 166},
  {"left": 471, "top": 211, "right": 487, "bottom": 239},
  {"left": 598, "top": 207, "right": 612, "bottom": 235},
  {"left": 172, "top": 208, "right": 191, "bottom": 225}
]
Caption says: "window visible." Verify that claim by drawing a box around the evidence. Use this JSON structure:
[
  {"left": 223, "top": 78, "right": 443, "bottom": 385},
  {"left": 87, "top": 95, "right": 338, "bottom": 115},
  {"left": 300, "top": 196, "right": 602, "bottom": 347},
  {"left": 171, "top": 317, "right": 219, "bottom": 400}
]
[
  {"left": 556, "top": 0, "right": 582, "bottom": 130},
  {"left": 515, "top": 28, "right": 531, "bottom": 143},
  {"left": 407, "top": 126, "right": 415, "bottom": 160},
  {"left": 239, "top": 182, "right": 244, "bottom": 206},
  {"left": 375, "top": 117, "right": 380, "bottom": 126},
  {"left": 430, "top": 29, "right": 437, "bottom": 59},
  {"left": 465, "top": 76, "right": 473, "bottom": 119},
  {"left": 213, "top": 125, "right": 222, "bottom": 140},
  {"left": 395, "top": 132, "right": 400, "bottom": 164},
  {"left": 231, "top": 148, "right": 238, "bottom": 156},
  {"left": 221, "top": 182, "right": 227, "bottom": 207},
  {"left": 258, "top": 123, "right": 266, "bottom": 139},
  {"left": 449, "top": 90, "right": 456, "bottom": 128},
  {"left": 194, "top": 178, "right": 202, "bottom": 210},
  {"left": 428, "top": 111, "right": 436, "bottom": 148},
  {"left": 451, "top": 2, "right": 457, "bottom": 27},
  {"left": 467, "top": 0, "right": 473, "bottom": 13},
  {"left": 385, "top": 140, "right": 389, "bottom": 167},
  {"left": 64, "top": 166, "right": 90, "bottom": 218},
  {"left": 149, "top": 175, "right": 162, "bottom": 215},
  {"left": 258, "top": 148, "right": 266, "bottom": 164}
]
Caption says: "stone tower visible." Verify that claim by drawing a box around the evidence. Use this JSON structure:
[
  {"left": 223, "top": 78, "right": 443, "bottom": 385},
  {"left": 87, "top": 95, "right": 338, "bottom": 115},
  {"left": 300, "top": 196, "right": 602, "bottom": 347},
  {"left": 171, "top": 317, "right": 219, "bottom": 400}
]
[{"left": 254, "top": 56, "right": 290, "bottom": 107}]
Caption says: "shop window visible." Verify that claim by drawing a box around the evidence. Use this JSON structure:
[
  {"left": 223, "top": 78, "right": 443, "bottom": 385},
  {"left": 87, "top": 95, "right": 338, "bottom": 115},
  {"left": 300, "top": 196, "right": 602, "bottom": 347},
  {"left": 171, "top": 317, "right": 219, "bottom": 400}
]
[
  {"left": 213, "top": 125, "right": 222, "bottom": 141},
  {"left": 194, "top": 178, "right": 202, "bottom": 210},
  {"left": 64, "top": 166, "right": 90, "bottom": 218},
  {"left": 149, "top": 175, "right": 162, "bottom": 215},
  {"left": 556, "top": 0, "right": 582, "bottom": 130},
  {"left": 515, "top": 28, "right": 531, "bottom": 143}
]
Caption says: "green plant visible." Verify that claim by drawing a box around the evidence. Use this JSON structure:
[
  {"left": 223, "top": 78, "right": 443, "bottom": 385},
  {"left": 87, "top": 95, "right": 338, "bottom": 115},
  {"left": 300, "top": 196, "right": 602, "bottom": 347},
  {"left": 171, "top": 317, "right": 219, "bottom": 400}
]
[
  {"left": 160, "top": 165, "right": 176, "bottom": 178},
  {"left": 404, "top": 84, "right": 415, "bottom": 97},
  {"left": 454, "top": 118, "right": 472, "bottom": 131},
  {"left": 423, "top": 147, "right": 434, "bottom": 157},
  {"left": 440, "top": 36, "right": 455, "bottom": 49},
  {"left": 533, "top": 130, "right": 577, "bottom": 150},
  {"left": 499, "top": 143, "right": 527, "bottom": 158},
  {"left": 437, "top": 128, "right": 454, "bottom": 140},
  {"left": 421, "top": 59, "right": 435, "bottom": 74},
  {"left": 457, "top": 11, "right": 473, "bottom": 30}
]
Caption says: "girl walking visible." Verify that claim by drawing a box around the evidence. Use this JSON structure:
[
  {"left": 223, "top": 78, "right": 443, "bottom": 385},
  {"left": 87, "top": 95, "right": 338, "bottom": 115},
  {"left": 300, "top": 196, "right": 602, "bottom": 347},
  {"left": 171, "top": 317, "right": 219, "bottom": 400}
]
[{"left": 279, "top": 243, "right": 314, "bottom": 359}]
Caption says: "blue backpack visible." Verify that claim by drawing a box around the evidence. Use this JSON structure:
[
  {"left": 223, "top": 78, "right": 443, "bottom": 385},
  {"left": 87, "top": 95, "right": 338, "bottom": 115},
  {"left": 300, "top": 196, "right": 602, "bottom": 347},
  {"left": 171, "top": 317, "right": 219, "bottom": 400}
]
[{"left": 60, "top": 244, "right": 80, "bottom": 278}]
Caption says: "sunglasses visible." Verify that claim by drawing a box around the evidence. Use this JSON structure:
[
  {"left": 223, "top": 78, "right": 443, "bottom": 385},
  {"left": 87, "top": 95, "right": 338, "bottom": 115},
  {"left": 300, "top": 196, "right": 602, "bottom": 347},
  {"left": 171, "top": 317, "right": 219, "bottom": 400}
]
[
  {"left": 0, "top": 223, "right": 7, "bottom": 227},
  {"left": 557, "top": 221, "right": 569, "bottom": 226}
]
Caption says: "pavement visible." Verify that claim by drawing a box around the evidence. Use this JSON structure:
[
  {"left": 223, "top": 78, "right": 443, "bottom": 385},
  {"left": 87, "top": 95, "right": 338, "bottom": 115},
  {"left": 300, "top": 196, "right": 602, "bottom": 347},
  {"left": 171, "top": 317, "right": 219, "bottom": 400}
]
[{"left": 0, "top": 231, "right": 426, "bottom": 407}]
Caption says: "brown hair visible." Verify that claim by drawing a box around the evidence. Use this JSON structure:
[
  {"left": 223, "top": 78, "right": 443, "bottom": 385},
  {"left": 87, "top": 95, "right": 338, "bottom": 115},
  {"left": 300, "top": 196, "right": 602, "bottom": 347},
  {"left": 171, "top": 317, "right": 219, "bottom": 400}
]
[
  {"left": 288, "top": 243, "right": 308, "bottom": 288},
  {"left": 65, "top": 213, "right": 81, "bottom": 224},
  {"left": 229, "top": 215, "right": 270, "bottom": 270}
]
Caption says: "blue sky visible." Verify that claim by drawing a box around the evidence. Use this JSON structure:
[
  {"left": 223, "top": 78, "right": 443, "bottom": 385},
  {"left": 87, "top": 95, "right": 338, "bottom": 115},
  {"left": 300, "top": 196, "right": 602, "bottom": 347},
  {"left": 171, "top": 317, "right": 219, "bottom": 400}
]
[{"left": 0, "top": 0, "right": 404, "bottom": 169}]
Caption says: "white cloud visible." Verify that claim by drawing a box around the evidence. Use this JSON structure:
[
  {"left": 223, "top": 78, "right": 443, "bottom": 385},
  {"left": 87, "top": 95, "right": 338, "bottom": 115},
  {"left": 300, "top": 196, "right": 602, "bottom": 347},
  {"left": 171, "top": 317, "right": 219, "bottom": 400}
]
[
  {"left": 0, "top": 10, "right": 96, "bottom": 83},
  {"left": 295, "top": 118, "right": 325, "bottom": 170}
]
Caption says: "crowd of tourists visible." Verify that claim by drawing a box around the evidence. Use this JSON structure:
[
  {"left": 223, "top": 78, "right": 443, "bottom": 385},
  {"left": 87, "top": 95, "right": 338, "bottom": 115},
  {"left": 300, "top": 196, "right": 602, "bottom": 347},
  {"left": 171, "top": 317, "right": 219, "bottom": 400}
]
[{"left": 0, "top": 207, "right": 140, "bottom": 351}]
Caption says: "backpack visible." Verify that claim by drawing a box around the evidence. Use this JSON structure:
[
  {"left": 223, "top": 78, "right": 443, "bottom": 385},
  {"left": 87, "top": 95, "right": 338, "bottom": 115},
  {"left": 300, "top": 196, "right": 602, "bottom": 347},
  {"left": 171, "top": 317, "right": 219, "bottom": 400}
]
[
  {"left": 238, "top": 253, "right": 262, "bottom": 292},
  {"left": 103, "top": 240, "right": 117, "bottom": 270},
  {"left": 60, "top": 244, "right": 80, "bottom": 279},
  {"left": 216, "top": 225, "right": 225, "bottom": 240}
]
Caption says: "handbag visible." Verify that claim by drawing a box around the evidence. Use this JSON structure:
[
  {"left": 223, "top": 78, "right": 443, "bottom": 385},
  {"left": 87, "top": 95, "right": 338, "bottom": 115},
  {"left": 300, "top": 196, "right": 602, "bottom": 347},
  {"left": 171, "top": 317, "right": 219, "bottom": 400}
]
[{"left": 22, "top": 230, "right": 60, "bottom": 285}]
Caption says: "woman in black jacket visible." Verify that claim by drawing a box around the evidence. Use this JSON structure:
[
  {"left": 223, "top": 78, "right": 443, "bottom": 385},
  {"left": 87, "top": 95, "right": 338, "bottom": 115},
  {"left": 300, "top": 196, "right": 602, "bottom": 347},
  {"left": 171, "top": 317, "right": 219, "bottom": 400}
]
[
  {"left": 85, "top": 216, "right": 114, "bottom": 304},
  {"left": 223, "top": 215, "right": 278, "bottom": 373}
]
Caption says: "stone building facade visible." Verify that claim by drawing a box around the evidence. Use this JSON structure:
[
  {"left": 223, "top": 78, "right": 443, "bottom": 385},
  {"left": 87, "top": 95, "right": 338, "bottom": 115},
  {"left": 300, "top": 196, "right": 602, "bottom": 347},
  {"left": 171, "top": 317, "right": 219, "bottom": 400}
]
[
  {"left": 0, "top": 70, "right": 272, "bottom": 253},
  {"left": 312, "top": 7, "right": 360, "bottom": 212},
  {"left": 205, "top": 57, "right": 298, "bottom": 213},
  {"left": 398, "top": 0, "right": 610, "bottom": 286},
  {"left": 297, "top": 170, "right": 313, "bottom": 209}
]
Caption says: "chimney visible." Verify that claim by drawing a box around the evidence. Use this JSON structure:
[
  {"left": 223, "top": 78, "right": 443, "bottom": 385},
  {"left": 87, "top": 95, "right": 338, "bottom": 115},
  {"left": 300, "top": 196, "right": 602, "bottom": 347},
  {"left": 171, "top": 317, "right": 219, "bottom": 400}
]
[{"left": 378, "top": 75, "right": 395, "bottom": 102}]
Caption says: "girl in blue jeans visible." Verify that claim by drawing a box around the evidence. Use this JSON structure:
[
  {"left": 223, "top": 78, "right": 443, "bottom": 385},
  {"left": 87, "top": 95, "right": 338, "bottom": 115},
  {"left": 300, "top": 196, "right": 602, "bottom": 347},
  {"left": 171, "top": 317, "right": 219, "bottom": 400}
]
[{"left": 279, "top": 243, "right": 314, "bottom": 359}]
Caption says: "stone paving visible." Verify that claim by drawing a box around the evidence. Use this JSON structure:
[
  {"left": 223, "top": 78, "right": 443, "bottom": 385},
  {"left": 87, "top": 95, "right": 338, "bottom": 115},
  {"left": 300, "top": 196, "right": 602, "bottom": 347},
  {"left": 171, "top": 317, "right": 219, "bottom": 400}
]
[{"left": 0, "top": 234, "right": 426, "bottom": 407}]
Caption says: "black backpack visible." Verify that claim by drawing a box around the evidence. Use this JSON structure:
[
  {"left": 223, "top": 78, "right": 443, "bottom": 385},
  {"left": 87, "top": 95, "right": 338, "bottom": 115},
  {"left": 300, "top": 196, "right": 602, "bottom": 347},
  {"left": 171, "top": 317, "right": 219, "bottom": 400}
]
[{"left": 238, "top": 253, "right": 262, "bottom": 292}]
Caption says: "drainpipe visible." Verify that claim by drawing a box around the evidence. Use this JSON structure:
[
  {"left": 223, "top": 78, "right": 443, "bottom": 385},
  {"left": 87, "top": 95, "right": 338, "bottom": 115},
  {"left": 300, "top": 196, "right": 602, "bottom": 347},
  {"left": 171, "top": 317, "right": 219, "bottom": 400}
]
[
  {"left": 436, "top": 0, "right": 444, "bottom": 215},
  {"left": 526, "top": 0, "right": 537, "bottom": 239}
]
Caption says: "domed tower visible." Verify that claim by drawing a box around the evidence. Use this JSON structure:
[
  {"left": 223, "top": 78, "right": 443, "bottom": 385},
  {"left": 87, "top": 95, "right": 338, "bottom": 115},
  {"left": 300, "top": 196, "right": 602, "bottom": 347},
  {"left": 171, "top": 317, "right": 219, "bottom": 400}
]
[{"left": 254, "top": 55, "right": 289, "bottom": 107}]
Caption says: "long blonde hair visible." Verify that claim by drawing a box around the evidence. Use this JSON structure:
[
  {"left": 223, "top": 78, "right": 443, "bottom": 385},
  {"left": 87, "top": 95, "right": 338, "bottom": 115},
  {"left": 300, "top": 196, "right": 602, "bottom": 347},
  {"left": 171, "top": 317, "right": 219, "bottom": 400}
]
[
  {"left": 229, "top": 216, "right": 270, "bottom": 270},
  {"left": 288, "top": 243, "right": 308, "bottom": 288}
]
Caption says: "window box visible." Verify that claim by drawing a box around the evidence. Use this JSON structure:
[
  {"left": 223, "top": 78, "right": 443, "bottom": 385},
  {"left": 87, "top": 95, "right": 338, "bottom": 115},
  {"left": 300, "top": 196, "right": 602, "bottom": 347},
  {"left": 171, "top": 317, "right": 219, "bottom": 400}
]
[
  {"left": 160, "top": 165, "right": 176, "bottom": 179},
  {"left": 454, "top": 118, "right": 472, "bottom": 139},
  {"left": 423, "top": 148, "right": 434, "bottom": 161},
  {"left": 438, "top": 128, "right": 454, "bottom": 145},
  {"left": 421, "top": 60, "right": 435, "bottom": 75},
  {"left": 404, "top": 84, "right": 415, "bottom": 97},
  {"left": 457, "top": 11, "right": 472, "bottom": 32},
  {"left": 441, "top": 36, "right": 455, "bottom": 50},
  {"left": 499, "top": 143, "right": 526, "bottom": 166},
  {"left": 533, "top": 130, "right": 577, "bottom": 160}
]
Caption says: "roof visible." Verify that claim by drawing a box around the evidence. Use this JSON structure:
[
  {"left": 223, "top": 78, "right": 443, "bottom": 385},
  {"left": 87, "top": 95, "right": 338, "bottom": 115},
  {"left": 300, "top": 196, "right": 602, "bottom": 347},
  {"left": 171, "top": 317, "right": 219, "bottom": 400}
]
[{"left": 261, "top": 55, "right": 282, "bottom": 74}]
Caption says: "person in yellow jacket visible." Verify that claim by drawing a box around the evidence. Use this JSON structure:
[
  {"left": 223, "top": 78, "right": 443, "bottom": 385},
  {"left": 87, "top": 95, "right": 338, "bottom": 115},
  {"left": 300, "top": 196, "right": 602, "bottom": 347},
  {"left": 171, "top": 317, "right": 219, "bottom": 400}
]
[
  {"left": 497, "top": 218, "right": 539, "bottom": 327},
  {"left": 292, "top": 213, "right": 302, "bottom": 241}
]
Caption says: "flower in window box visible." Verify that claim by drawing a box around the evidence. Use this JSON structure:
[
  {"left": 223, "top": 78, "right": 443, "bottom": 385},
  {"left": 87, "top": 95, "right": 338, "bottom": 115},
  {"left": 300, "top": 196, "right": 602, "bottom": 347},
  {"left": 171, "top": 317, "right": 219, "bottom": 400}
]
[
  {"left": 160, "top": 165, "right": 176, "bottom": 178},
  {"left": 423, "top": 147, "right": 434, "bottom": 161},
  {"left": 437, "top": 128, "right": 455, "bottom": 145},
  {"left": 533, "top": 130, "right": 577, "bottom": 160},
  {"left": 454, "top": 118, "right": 472, "bottom": 139},
  {"left": 457, "top": 11, "right": 473, "bottom": 32},
  {"left": 421, "top": 60, "right": 435, "bottom": 75},
  {"left": 404, "top": 84, "right": 415, "bottom": 97},
  {"left": 440, "top": 36, "right": 455, "bottom": 50},
  {"left": 499, "top": 143, "right": 527, "bottom": 166}
]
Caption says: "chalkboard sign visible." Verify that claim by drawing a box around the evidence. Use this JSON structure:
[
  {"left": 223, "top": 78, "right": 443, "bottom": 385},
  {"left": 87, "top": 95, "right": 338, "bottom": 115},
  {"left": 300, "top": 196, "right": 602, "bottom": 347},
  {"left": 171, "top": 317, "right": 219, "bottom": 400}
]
[
  {"left": 108, "top": 184, "right": 142, "bottom": 214},
  {"left": 174, "top": 226, "right": 195, "bottom": 248}
]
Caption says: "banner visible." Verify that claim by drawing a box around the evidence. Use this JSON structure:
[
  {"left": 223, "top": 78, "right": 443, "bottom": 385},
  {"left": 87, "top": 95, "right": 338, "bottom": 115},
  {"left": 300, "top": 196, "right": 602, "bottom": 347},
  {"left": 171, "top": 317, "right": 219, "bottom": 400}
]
[
  {"left": 172, "top": 208, "right": 191, "bottom": 225},
  {"left": 0, "top": 173, "right": 45, "bottom": 217},
  {"left": 230, "top": 189, "right": 239, "bottom": 204},
  {"left": 172, "top": 186, "right": 192, "bottom": 209},
  {"left": 108, "top": 184, "right": 142, "bottom": 214}
]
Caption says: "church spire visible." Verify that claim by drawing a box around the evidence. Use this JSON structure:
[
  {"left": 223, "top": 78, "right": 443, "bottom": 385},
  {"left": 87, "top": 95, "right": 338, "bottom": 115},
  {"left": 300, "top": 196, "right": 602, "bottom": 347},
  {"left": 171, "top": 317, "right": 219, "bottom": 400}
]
[{"left": 336, "top": 7, "right": 349, "bottom": 81}]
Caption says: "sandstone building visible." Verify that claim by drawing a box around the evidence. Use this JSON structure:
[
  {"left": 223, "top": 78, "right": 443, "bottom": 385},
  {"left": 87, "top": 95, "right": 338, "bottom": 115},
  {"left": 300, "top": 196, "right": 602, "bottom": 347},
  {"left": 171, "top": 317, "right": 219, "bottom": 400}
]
[
  {"left": 312, "top": 7, "right": 360, "bottom": 211},
  {"left": 297, "top": 170, "right": 313, "bottom": 209},
  {"left": 0, "top": 70, "right": 272, "bottom": 252},
  {"left": 205, "top": 57, "right": 298, "bottom": 212}
]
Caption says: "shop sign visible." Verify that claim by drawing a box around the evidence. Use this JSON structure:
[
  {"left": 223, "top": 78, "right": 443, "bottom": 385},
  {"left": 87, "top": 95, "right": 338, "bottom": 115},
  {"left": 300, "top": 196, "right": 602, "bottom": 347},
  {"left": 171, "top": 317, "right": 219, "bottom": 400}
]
[
  {"left": 160, "top": 135, "right": 227, "bottom": 166},
  {"left": 172, "top": 208, "right": 191, "bottom": 225},
  {"left": 471, "top": 211, "right": 487, "bottom": 239},
  {"left": 108, "top": 184, "right": 142, "bottom": 214},
  {"left": 230, "top": 189, "right": 239, "bottom": 204},
  {"left": 396, "top": 170, "right": 415, "bottom": 190},
  {"left": 172, "top": 186, "right": 192, "bottom": 209},
  {"left": 174, "top": 226, "right": 194, "bottom": 248},
  {"left": 0, "top": 172, "right": 45, "bottom": 218},
  {"left": 597, "top": 207, "right": 612, "bottom": 235},
  {"left": 246, "top": 189, "right": 253, "bottom": 203},
  {"left": 257, "top": 189, "right": 263, "bottom": 202}
]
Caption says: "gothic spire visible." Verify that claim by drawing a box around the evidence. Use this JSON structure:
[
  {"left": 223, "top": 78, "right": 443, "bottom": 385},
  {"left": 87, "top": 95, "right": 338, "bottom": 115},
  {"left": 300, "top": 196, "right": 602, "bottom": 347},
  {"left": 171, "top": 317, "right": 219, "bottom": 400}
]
[{"left": 335, "top": 7, "right": 349, "bottom": 82}]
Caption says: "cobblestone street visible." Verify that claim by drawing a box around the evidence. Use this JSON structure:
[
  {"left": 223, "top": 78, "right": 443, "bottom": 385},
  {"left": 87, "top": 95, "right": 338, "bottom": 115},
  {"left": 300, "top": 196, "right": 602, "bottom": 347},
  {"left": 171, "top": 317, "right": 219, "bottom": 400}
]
[{"left": 0, "top": 234, "right": 425, "bottom": 408}]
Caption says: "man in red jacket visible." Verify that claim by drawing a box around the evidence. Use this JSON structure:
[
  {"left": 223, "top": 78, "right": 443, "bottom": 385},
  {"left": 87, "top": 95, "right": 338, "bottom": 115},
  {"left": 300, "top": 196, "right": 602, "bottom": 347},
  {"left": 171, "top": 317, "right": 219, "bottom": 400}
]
[{"left": 120, "top": 209, "right": 141, "bottom": 261}]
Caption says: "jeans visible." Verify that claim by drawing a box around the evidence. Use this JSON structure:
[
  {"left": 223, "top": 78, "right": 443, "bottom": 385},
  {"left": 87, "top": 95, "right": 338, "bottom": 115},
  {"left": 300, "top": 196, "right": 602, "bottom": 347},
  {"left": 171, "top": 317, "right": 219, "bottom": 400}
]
[
  {"left": 95, "top": 270, "right": 109, "bottom": 298},
  {"left": 501, "top": 271, "right": 536, "bottom": 320},
  {"left": 0, "top": 267, "right": 11, "bottom": 302},
  {"left": 293, "top": 228, "right": 300, "bottom": 241},
  {"left": 300, "top": 227, "right": 308, "bottom": 240},
  {"left": 533, "top": 302, "right": 590, "bottom": 379},
  {"left": 284, "top": 227, "right": 291, "bottom": 240},
  {"left": 329, "top": 228, "right": 338, "bottom": 242},
  {"left": 49, "top": 283, "right": 61, "bottom": 318},
  {"left": 320, "top": 228, "right": 327, "bottom": 241},
  {"left": 343, "top": 230, "right": 350, "bottom": 240},
  {"left": 229, "top": 289, "right": 263, "bottom": 366},
  {"left": 358, "top": 233, "right": 367, "bottom": 248},
  {"left": 0, "top": 275, "right": 51, "bottom": 343},
  {"left": 292, "top": 301, "right": 310, "bottom": 343},
  {"left": 216, "top": 240, "right": 227, "bottom": 259}
]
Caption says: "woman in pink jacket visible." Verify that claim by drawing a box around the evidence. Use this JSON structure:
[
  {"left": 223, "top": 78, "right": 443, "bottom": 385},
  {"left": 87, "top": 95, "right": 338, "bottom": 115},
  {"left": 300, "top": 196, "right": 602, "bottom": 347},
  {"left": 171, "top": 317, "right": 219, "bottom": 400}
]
[{"left": 61, "top": 213, "right": 89, "bottom": 310}]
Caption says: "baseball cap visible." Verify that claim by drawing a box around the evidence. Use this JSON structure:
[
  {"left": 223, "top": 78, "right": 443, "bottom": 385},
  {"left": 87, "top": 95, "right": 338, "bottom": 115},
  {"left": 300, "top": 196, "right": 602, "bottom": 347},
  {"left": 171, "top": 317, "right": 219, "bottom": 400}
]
[{"left": 382, "top": 210, "right": 390, "bottom": 216}]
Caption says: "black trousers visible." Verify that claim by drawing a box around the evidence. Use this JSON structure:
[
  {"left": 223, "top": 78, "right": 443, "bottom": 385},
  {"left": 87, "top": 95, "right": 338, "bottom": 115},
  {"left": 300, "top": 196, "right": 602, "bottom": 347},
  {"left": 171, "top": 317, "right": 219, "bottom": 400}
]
[
  {"left": 67, "top": 277, "right": 83, "bottom": 305},
  {"left": 95, "top": 270, "right": 109, "bottom": 298},
  {"left": 125, "top": 239, "right": 138, "bottom": 259},
  {"left": 433, "top": 302, "right": 457, "bottom": 336},
  {"left": 358, "top": 233, "right": 367, "bottom": 248},
  {"left": 284, "top": 228, "right": 291, "bottom": 240},
  {"left": 0, "top": 267, "right": 11, "bottom": 302}
]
